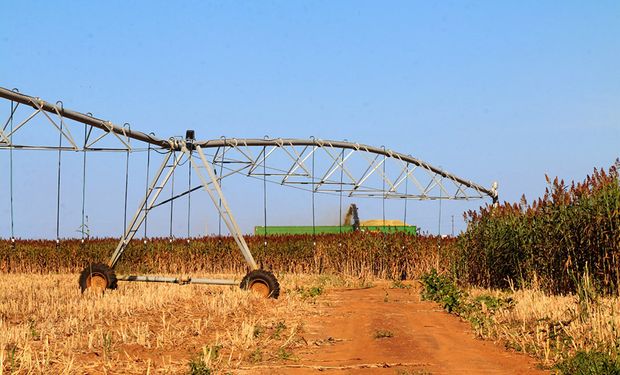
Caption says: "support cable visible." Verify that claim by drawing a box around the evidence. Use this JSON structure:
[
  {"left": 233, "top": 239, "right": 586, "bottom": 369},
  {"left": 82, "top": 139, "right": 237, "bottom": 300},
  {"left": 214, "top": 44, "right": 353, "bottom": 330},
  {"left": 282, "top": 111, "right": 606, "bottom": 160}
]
[
  {"left": 218, "top": 140, "right": 225, "bottom": 237},
  {"left": 382, "top": 148, "right": 386, "bottom": 228},
  {"left": 401, "top": 164, "right": 410, "bottom": 280},
  {"left": 338, "top": 147, "right": 344, "bottom": 251},
  {"left": 169, "top": 150, "right": 176, "bottom": 249},
  {"left": 339, "top": 148, "right": 344, "bottom": 235},
  {"left": 144, "top": 136, "right": 153, "bottom": 247},
  {"left": 9, "top": 97, "right": 15, "bottom": 247},
  {"left": 436, "top": 172, "right": 443, "bottom": 271},
  {"left": 438, "top": 171, "right": 442, "bottom": 236},
  {"left": 217, "top": 141, "right": 225, "bottom": 252},
  {"left": 311, "top": 141, "right": 316, "bottom": 247},
  {"left": 438, "top": 178, "right": 442, "bottom": 252},
  {"left": 382, "top": 149, "right": 386, "bottom": 248},
  {"left": 263, "top": 145, "right": 268, "bottom": 250},
  {"left": 55, "top": 102, "right": 63, "bottom": 247},
  {"left": 123, "top": 124, "right": 131, "bottom": 234},
  {"left": 403, "top": 163, "right": 409, "bottom": 232},
  {"left": 187, "top": 148, "right": 192, "bottom": 245},
  {"left": 81, "top": 123, "right": 88, "bottom": 247}
]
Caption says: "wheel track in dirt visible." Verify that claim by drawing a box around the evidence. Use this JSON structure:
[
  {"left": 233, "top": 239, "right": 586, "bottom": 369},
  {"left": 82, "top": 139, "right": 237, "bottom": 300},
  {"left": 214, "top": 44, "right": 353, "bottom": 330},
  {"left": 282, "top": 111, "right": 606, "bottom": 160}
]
[{"left": 241, "top": 283, "right": 549, "bottom": 374}]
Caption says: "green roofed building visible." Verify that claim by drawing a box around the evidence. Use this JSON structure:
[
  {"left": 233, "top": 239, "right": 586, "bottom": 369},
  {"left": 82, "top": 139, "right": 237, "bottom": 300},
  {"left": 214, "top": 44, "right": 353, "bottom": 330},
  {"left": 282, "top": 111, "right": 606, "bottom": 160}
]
[{"left": 254, "top": 224, "right": 416, "bottom": 235}]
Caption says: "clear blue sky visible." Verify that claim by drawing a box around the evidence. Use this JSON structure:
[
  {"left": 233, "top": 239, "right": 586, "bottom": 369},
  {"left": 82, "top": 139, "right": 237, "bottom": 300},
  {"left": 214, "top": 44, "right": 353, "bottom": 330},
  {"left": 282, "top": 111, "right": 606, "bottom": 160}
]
[{"left": 1, "top": 1, "right": 618, "bottom": 239}]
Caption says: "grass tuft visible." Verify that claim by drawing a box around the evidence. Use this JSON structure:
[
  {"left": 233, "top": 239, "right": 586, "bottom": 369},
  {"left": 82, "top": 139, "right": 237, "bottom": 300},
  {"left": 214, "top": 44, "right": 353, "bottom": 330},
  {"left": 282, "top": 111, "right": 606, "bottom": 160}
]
[
  {"left": 557, "top": 351, "right": 620, "bottom": 375},
  {"left": 188, "top": 356, "right": 212, "bottom": 375},
  {"left": 373, "top": 329, "right": 394, "bottom": 339}
]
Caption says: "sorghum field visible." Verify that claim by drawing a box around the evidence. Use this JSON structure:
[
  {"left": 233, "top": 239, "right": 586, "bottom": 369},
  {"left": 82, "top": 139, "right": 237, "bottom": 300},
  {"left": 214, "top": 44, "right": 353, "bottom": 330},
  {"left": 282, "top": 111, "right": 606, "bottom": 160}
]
[{"left": 1, "top": 161, "right": 619, "bottom": 374}]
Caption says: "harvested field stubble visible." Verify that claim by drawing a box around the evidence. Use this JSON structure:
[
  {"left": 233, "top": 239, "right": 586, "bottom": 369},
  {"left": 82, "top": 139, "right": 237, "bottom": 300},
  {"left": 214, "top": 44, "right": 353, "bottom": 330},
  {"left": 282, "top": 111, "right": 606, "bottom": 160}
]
[
  {"left": 483, "top": 287, "right": 620, "bottom": 366},
  {"left": 0, "top": 273, "right": 346, "bottom": 374}
]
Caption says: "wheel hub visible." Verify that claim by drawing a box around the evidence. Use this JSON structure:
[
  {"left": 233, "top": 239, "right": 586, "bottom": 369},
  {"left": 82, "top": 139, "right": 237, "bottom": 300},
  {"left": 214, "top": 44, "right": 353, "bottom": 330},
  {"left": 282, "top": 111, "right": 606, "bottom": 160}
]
[
  {"left": 87, "top": 273, "right": 108, "bottom": 291},
  {"left": 249, "top": 280, "right": 270, "bottom": 298}
]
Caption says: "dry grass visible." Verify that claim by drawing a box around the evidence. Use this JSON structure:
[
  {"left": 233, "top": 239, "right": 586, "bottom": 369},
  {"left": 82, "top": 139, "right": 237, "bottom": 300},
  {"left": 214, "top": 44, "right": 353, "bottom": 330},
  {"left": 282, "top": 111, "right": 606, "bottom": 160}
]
[
  {"left": 467, "top": 286, "right": 620, "bottom": 367},
  {"left": 0, "top": 273, "right": 355, "bottom": 374}
]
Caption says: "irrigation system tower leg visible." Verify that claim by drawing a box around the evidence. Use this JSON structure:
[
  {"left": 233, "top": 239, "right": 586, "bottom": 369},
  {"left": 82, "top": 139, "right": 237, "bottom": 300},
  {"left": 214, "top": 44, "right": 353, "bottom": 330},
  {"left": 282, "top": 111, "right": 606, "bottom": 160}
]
[
  {"left": 187, "top": 144, "right": 258, "bottom": 270},
  {"left": 108, "top": 150, "right": 185, "bottom": 268}
]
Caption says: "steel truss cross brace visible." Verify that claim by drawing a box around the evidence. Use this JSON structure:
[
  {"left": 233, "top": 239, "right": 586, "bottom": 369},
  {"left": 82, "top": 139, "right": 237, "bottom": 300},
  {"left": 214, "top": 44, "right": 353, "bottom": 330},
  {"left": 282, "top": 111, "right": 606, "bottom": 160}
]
[
  {"left": 1, "top": 98, "right": 80, "bottom": 149},
  {"left": 201, "top": 139, "right": 498, "bottom": 202},
  {"left": 0, "top": 87, "right": 160, "bottom": 151},
  {"left": 108, "top": 142, "right": 258, "bottom": 276}
]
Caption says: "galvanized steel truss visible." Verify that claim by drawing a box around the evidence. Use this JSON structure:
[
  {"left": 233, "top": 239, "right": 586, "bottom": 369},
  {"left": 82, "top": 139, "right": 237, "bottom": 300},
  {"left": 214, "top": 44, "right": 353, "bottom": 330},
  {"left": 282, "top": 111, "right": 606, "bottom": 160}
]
[
  {"left": 0, "top": 86, "right": 498, "bottom": 286},
  {"left": 200, "top": 138, "right": 495, "bottom": 201}
]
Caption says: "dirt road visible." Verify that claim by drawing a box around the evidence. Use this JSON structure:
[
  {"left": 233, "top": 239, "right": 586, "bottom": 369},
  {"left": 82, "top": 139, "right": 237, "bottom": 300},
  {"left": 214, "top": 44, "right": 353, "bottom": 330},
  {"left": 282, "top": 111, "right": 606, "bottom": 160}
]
[{"left": 244, "top": 283, "right": 548, "bottom": 374}]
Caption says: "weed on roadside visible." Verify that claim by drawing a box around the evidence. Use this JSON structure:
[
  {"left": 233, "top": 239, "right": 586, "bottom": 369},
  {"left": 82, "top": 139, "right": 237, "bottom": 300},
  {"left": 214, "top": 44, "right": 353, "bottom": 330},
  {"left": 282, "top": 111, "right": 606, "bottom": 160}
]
[
  {"left": 391, "top": 279, "right": 412, "bottom": 289},
  {"left": 420, "top": 269, "right": 463, "bottom": 313},
  {"left": 396, "top": 370, "right": 433, "bottom": 375},
  {"left": 188, "top": 356, "right": 211, "bottom": 375},
  {"left": 556, "top": 351, "right": 620, "bottom": 375},
  {"left": 373, "top": 329, "right": 394, "bottom": 339},
  {"left": 296, "top": 285, "right": 323, "bottom": 299},
  {"left": 271, "top": 321, "right": 287, "bottom": 339},
  {"left": 253, "top": 324, "right": 263, "bottom": 338},
  {"left": 276, "top": 347, "right": 293, "bottom": 360},
  {"left": 249, "top": 347, "right": 263, "bottom": 363},
  {"left": 358, "top": 277, "right": 375, "bottom": 289}
]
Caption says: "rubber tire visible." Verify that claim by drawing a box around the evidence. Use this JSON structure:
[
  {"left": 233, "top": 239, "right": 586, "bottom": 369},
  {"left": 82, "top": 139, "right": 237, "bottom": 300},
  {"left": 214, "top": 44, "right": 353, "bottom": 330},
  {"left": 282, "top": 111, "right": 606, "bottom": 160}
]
[
  {"left": 78, "top": 263, "right": 118, "bottom": 293},
  {"left": 240, "top": 269, "right": 280, "bottom": 299}
]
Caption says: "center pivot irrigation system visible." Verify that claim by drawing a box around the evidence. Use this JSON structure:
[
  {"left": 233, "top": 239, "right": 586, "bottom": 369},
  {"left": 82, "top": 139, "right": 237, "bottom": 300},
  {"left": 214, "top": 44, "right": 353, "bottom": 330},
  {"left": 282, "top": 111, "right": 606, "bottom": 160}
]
[{"left": 0, "top": 87, "right": 498, "bottom": 298}]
